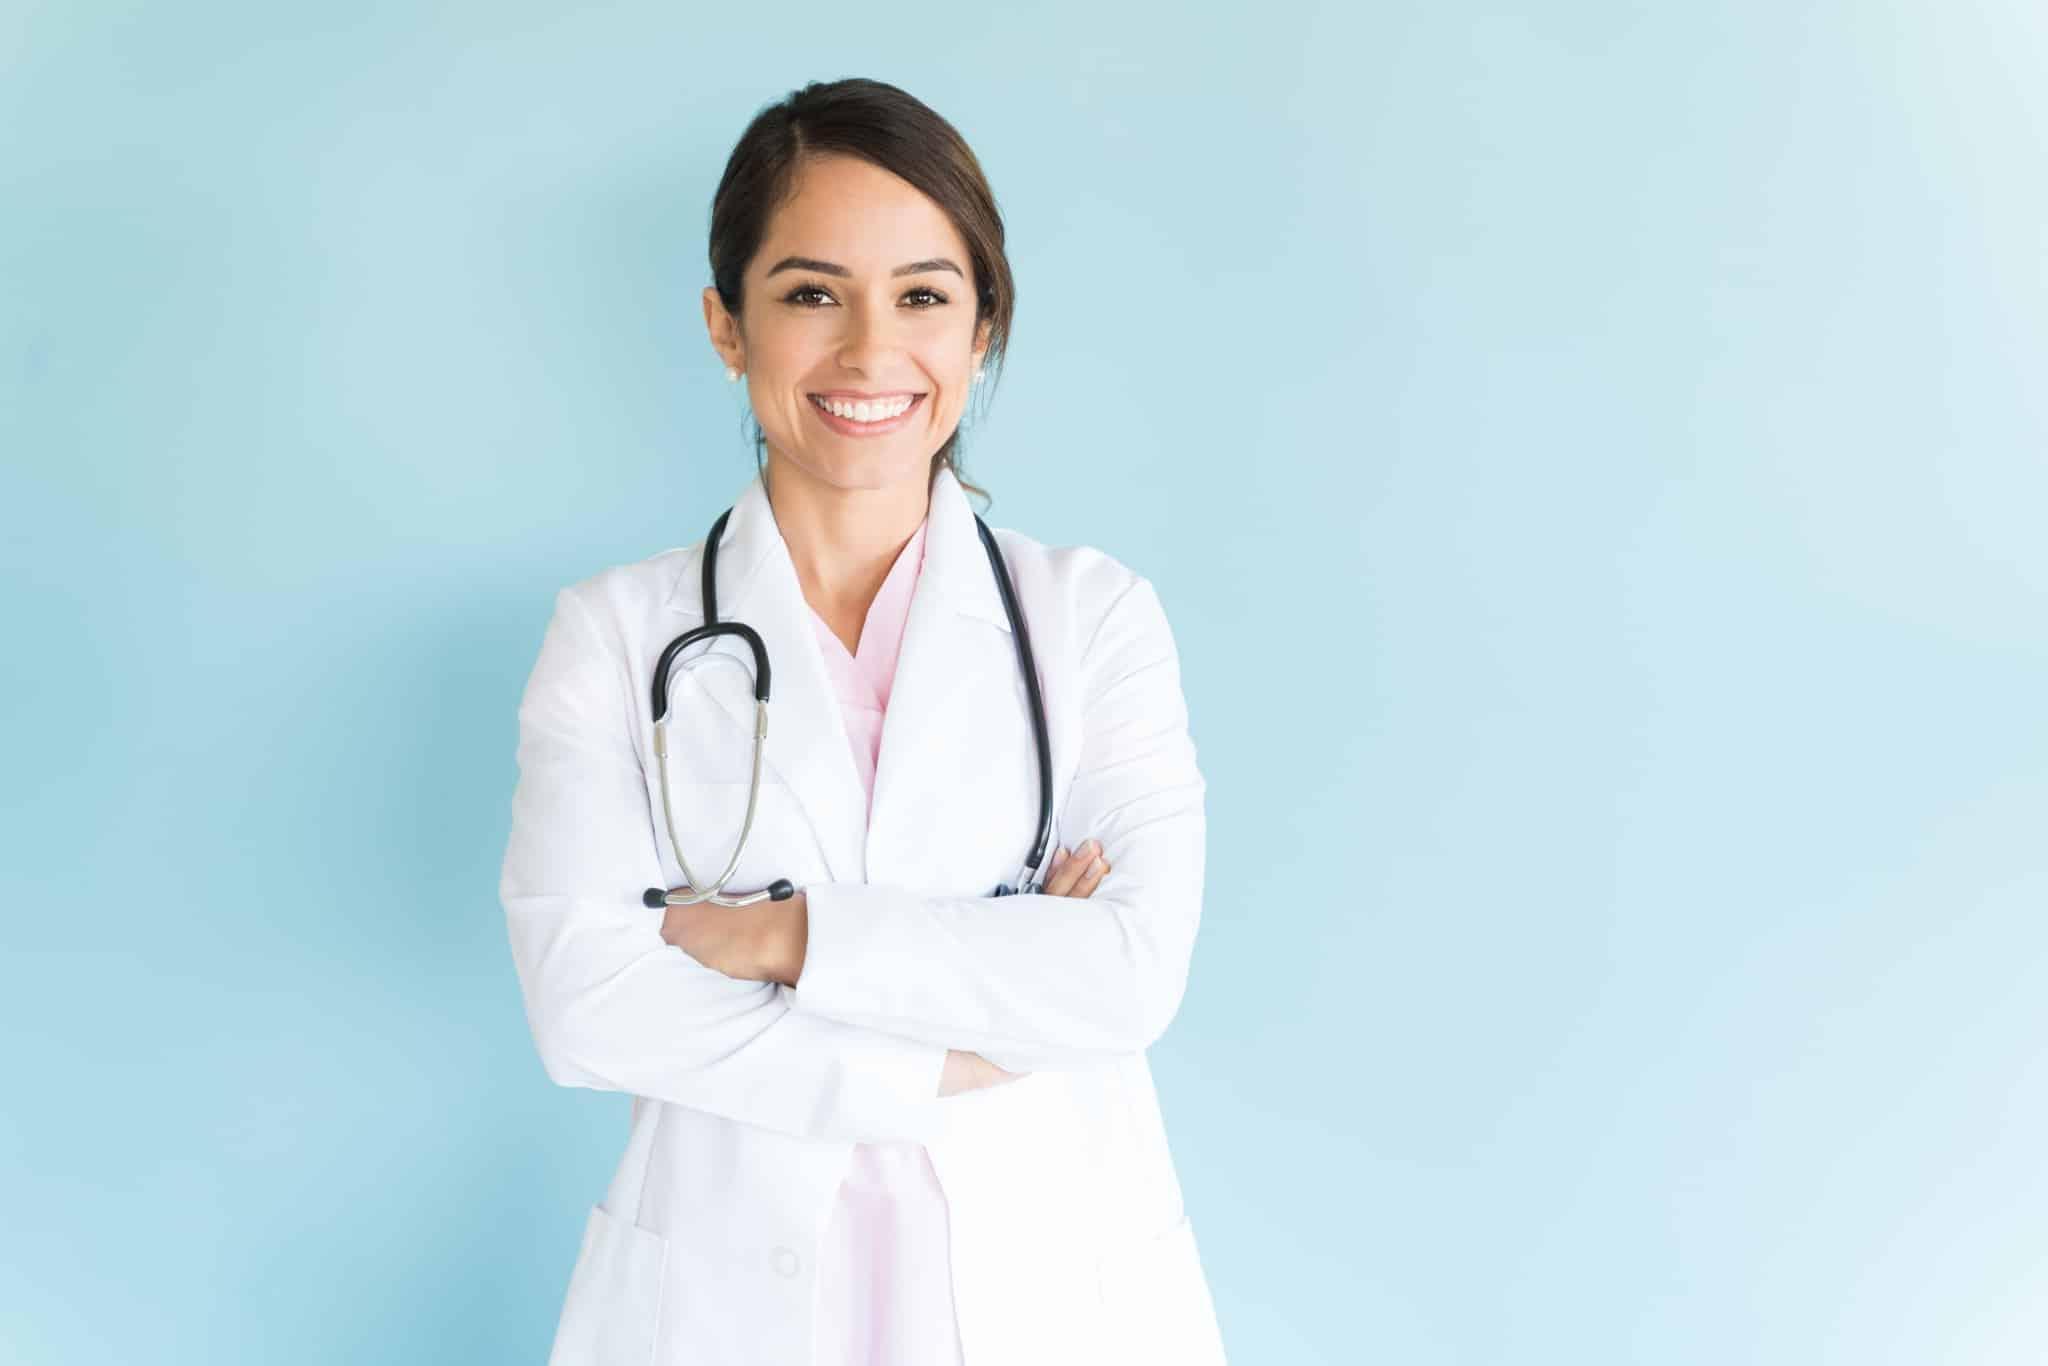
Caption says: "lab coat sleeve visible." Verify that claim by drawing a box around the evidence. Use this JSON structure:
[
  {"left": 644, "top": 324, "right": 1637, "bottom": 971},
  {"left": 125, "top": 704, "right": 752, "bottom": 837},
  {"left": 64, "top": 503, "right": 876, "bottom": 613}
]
[
  {"left": 787, "top": 575, "right": 1207, "bottom": 1072},
  {"left": 499, "top": 585, "right": 950, "bottom": 1143}
]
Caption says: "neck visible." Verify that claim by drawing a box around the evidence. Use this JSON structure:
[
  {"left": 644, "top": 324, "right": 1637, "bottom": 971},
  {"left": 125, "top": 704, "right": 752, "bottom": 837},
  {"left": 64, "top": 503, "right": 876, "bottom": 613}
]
[{"left": 762, "top": 454, "right": 934, "bottom": 627}]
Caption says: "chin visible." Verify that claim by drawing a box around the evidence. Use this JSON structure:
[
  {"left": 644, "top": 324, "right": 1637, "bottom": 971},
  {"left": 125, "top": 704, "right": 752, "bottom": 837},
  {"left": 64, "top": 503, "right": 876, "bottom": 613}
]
[{"left": 775, "top": 445, "right": 935, "bottom": 494}]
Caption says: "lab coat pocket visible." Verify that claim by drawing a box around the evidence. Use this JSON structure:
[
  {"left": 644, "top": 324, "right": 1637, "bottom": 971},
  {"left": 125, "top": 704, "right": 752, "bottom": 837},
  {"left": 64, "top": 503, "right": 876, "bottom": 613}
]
[
  {"left": 548, "top": 1202, "right": 669, "bottom": 1366},
  {"left": 1096, "top": 1213, "right": 1228, "bottom": 1365}
]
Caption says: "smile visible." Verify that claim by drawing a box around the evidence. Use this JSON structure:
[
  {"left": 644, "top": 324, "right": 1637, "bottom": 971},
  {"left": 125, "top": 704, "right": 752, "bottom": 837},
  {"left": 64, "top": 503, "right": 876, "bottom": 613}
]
[{"left": 807, "top": 392, "right": 925, "bottom": 435}]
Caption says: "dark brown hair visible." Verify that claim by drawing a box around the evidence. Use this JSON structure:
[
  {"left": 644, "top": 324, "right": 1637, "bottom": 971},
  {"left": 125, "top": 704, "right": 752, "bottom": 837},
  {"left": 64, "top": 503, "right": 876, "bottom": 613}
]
[{"left": 707, "top": 78, "right": 1015, "bottom": 506}]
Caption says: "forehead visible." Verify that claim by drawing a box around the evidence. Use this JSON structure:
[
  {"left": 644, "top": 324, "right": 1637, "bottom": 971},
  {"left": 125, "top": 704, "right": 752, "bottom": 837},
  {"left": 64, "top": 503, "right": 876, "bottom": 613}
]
[{"left": 757, "top": 154, "right": 969, "bottom": 272}]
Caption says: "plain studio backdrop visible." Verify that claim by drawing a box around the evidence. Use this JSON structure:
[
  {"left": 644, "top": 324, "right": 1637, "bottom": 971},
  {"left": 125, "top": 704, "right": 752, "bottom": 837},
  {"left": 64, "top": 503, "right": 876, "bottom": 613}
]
[{"left": 3, "top": 3, "right": 2044, "bottom": 1362}]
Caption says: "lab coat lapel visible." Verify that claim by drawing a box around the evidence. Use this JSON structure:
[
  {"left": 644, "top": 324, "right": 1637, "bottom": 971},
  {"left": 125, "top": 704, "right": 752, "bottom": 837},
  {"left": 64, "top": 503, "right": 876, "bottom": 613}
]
[
  {"left": 865, "top": 467, "right": 1024, "bottom": 888},
  {"left": 663, "top": 472, "right": 868, "bottom": 885}
]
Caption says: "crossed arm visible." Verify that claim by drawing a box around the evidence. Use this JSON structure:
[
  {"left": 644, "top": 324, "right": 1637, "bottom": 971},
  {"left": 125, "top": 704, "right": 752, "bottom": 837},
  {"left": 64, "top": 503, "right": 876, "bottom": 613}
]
[
  {"left": 655, "top": 839, "right": 1115, "bottom": 1095},
  {"left": 501, "top": 573, "right": 1204, "bottom": 1141}
]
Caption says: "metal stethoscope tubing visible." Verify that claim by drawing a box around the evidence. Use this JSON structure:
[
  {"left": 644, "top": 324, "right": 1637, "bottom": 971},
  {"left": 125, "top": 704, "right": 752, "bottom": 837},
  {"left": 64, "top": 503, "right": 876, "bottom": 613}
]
[{"left": 640, "top": 619, "right": 798, "bottom": 909}]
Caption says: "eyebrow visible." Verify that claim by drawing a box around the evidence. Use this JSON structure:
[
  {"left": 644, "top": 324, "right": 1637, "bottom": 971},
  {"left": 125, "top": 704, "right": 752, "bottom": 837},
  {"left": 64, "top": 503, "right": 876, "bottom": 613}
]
[{"left": 764, "top": 255, "right": 964, "bottom": 280}]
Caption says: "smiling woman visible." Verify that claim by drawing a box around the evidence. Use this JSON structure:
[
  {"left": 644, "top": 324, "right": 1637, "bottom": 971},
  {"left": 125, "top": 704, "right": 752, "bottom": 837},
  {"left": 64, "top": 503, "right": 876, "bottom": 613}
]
[
  {"left": 500, "top": 77, "right": 1225, "bottom": 1366},
  {"left": 701, "top": 91, "right": 1015, "bottom": 512}
]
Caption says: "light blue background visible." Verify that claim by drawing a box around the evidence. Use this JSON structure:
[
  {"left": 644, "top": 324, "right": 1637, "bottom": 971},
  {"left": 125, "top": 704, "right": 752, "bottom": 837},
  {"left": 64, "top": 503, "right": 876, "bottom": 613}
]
[{"left": 4, "top": 3, "right": 2044, "bottom": 1362}]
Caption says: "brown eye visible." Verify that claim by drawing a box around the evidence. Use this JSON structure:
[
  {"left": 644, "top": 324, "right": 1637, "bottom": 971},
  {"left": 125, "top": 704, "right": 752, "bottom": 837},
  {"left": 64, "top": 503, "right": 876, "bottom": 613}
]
[{"left": 782, "top": 283, "right": 948, "bottom": 309}]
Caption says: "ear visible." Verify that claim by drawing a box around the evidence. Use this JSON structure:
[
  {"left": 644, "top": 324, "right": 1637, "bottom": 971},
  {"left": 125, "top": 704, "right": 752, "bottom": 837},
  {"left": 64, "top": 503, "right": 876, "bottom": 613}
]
[
  {"left": 703, "top": 286, "right": 744, "bottom": 370},
  {"left": 972, "top": 316, "right": 994, "bottom": 368}
]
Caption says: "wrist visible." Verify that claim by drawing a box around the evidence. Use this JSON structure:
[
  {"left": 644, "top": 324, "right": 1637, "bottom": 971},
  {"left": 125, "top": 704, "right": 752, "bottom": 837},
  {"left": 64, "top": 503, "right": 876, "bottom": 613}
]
[{"left": 768, "top": 892, "right": 809, "bottom": 986}]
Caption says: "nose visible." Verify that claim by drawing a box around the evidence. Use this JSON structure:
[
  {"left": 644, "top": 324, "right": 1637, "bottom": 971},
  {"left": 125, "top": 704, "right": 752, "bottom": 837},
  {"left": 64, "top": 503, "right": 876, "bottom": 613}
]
[{"left": 833, "top": 298, "right": 906, "bottom": 374}]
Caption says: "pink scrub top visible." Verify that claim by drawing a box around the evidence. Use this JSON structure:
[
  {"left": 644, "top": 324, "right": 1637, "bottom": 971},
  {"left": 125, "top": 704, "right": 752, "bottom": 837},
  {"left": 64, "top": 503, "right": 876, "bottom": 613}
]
[{"left": 805, "top": 515, "right": 967, "bottom": 1366}]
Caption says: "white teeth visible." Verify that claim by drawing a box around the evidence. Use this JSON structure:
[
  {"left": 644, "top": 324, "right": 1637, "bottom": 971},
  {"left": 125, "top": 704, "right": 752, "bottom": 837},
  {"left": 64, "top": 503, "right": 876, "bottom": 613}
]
[{"left": 814, "top": 395, "right": 914, "bottom": 422}]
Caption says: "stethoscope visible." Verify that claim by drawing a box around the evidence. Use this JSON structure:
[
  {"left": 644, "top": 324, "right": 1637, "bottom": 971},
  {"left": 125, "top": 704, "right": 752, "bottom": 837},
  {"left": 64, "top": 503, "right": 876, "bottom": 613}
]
[{"left": 641, "top": 504, "right": 1053, "bottom": 910}]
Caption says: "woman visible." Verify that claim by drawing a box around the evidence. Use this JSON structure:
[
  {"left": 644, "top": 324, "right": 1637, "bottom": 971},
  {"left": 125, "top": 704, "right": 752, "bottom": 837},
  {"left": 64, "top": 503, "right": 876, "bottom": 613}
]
[{"left": 500, "top": 78, "right": 1225, "bottom": 1366}]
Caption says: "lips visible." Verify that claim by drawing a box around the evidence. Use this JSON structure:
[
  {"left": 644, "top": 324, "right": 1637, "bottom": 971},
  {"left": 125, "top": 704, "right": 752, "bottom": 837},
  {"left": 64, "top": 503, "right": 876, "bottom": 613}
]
[
  {"left": 808, "top": 391, "right": 925, "bottom": 401},
  {"left": 806, "top": 391, "right": 926, "bottom": 435}
]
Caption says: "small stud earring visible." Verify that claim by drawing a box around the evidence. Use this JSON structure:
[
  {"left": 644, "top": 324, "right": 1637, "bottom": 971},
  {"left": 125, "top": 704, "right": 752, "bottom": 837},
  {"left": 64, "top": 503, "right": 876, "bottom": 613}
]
[
  {"left": 971, "top": 368, "right": 985, "bottom": 386},
  {"left": 726, "top": 366, "right": 741, "bottom": 382}
]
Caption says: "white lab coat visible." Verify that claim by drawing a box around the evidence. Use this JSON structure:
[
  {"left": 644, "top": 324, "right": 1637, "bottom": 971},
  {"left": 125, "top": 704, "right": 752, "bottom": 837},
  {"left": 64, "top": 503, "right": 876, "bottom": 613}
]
[{"left": 500, "top": 465, "right": 1226, "bottom": 1366}]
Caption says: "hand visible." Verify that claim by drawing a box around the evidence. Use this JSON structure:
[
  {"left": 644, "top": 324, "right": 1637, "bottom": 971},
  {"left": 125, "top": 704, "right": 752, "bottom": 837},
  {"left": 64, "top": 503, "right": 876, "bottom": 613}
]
[
  {"left": 939, "top": 840, "right": 1112, "bottom": 1097},
  {"left": 659, "top": 889, "right": 807, "bottom": 986},
  {"left": 939, "top": 1047, "right": 1018, "bottom": 1097},
  {"left": 1038, "top": 839, "right": 1111, "bottom": 898}
]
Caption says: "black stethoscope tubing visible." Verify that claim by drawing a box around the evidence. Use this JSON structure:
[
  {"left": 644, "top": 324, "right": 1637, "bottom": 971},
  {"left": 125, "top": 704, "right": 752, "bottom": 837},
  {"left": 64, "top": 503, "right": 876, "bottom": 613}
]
[{"left": 641, "top": 504, "right": 1052, "bottom": 908}]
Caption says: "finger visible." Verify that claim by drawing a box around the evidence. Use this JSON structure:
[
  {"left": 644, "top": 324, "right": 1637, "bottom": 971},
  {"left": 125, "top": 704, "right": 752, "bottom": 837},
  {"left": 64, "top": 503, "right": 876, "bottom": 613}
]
[
  {"left": 1042, "top": 847, "right": 1077, "bottom": 896},
  {"left": 1075, "top": 855, "right": 1109, "bottom": 896},
  {"left": 1048, "top": 840, "right": 1101, "bottom": 898},
  {"left": 1049, "top": 841, "right": 1098, "bottom": 897}
]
